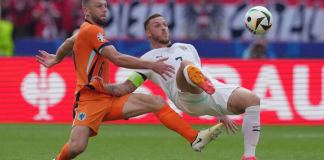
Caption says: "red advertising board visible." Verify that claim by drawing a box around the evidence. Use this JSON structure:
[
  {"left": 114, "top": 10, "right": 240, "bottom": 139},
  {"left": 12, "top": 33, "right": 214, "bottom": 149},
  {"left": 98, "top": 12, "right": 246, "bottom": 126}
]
[{"left": 0, "top": 57, "right": 323, "bottom": 125}]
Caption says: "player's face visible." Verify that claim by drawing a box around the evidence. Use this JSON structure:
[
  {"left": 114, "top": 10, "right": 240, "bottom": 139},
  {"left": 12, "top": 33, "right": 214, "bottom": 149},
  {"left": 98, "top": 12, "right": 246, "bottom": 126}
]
[
  {"left": 146, "top": 17, "right": 170, "bottom": 45},
  {"left": 85, "top": 0, "right": 108, "bottom": 26}
]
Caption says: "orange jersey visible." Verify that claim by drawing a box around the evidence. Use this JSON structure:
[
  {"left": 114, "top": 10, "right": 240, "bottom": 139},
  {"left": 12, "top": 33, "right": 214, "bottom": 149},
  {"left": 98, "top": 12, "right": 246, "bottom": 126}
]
[{"left": 73, "top": 21, "right": 111, "bottom": 94}]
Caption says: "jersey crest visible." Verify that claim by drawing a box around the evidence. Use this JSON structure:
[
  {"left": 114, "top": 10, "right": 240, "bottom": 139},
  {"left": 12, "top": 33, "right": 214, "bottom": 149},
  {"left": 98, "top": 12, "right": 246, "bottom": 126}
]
[
  {"left": 179, "top": 46, "right": 188, "bottom": 51},
  {"left": 97, "top": 32, "right": 105, "bottom": 42},
  {"left": 77, "top": 112, "right": 87, "bottom": 121}
]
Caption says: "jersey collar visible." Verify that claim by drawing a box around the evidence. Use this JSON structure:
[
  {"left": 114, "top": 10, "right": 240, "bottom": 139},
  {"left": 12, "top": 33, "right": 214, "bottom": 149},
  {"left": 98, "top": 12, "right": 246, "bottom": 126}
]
[{"left": 85, "top": 19, "right": 93, "bottom": 24}]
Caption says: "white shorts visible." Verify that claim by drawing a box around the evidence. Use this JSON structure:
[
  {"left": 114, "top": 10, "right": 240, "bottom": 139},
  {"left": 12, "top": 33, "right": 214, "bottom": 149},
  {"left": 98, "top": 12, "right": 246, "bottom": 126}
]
[{"left": 173, "top": 80, "right": 239, "bottom": 116}]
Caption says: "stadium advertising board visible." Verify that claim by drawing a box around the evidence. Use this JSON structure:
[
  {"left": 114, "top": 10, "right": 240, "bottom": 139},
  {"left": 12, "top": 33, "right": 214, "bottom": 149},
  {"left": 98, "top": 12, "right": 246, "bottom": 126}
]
[{"left": 0, "top": 58, "right": 323, "bottom": 125}]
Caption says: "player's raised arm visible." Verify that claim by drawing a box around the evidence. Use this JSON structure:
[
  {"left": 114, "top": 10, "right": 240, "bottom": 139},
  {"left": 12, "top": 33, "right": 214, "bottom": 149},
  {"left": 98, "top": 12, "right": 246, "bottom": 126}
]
[
  {"left": 36, "top": 32, "right": 77, "bottom": 68},
  {"left": 100, "top": 45, "right": 174, "bottom": 80}
]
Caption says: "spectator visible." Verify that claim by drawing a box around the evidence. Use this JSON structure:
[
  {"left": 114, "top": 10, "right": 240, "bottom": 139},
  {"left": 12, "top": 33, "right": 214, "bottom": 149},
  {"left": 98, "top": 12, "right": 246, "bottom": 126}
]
[
  {"left": 0, "top": 1, "right": 14, "bottom": 56},
  {"left": 70, "top": 0, "right": 83, "bottom": 36},
  {"left": 184, "top": 0, "right": 223, "bottom": 39},
  {"left": 9, "top": 0, "right": 35, "bottom": 38},
  {"left": 242, "top": 39, "right": 275, "bottom": 59},
  {"left": 55, "top": 0, "right": 79, "bottom": 37},
  {"left": 32, "top": 0, "right": 61, "bottom": 40}
]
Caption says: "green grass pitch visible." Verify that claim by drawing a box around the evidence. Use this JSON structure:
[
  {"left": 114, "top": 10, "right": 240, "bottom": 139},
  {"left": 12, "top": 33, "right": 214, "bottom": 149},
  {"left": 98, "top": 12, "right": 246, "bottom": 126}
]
[{"left": 0, "top": 124, "right": 323, "bottom": 160}]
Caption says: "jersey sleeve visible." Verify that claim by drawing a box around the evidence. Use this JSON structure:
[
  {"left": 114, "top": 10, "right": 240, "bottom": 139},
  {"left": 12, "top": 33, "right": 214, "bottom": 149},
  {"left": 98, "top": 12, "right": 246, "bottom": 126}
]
[
  {"left": 187, "top": 44, "right": 202, "bottom": 67},
  {"left": 85, "top": 25, "right": 112, "bottom": 54}
]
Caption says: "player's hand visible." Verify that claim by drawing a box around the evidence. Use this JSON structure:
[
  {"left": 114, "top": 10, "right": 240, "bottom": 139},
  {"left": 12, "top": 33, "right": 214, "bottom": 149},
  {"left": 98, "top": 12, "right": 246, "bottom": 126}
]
[
  {"left": 89, "top": 76, "right": 107, "bottom": 93},
  {"left": 90, "top": 76, "right": 104, "bottom": 86},
  {"left": 219, "top": 115, "right": 238, "bottom": 134},
  {"left": 152, "top": 57, "right": 175, "bottom": 80},
  {"left": 36, "top": 50, "right": 59, "bottom": 68}
]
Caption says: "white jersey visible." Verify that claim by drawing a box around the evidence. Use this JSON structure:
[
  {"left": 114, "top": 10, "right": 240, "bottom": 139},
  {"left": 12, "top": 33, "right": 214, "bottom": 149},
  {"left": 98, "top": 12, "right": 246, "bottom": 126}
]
[
  {"left": 137, "top": 43, "right": 200, "bottom": 101},
  {"left": 137, "top": 43, "right": 238, "bottom": 116}
]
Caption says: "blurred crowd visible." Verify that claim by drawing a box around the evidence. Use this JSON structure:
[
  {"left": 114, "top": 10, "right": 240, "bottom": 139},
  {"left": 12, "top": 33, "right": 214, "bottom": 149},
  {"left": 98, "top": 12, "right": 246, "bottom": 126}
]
[
  {"left": 184, "top": 0, "right": 223, "bottom": 39},
  {"left": 0, "top": 0, "right": 83, "bottom": 40},
  {"left": 0, "top": 0, "right": 226, "bottom": 40},
  {"left": 1, "top": 0, "right": 321, "bottom": 58},
  {"left": 0, "top": 0, "right": 228, "bottom": 56}
]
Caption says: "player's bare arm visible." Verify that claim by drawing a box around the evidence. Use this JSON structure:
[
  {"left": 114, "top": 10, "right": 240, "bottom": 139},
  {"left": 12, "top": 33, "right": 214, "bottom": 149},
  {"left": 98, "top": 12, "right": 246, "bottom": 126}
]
[
  {"left": 100, "top": 46, "right": 174, "bottom": 80},
  {"left": 36, "top": 32, "right": 77, "bottom": 68},
  {"left": 219, "top": 115, "right": 239, "bottom": 134},
  {"left": 90, "top": 71, "right": 145, "bottom": 96},
  {"left": 90, "top": 76, "right": 137, "bottom": 97},
  {"left": 104, "top": 81, "right": 135, "bottom": 97}
]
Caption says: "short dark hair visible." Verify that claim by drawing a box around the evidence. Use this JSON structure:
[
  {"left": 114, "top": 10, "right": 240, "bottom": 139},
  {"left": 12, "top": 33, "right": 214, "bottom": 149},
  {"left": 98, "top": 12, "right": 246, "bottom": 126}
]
[{"left": 144, "top": 13, "right": 163, "bottom": 30}]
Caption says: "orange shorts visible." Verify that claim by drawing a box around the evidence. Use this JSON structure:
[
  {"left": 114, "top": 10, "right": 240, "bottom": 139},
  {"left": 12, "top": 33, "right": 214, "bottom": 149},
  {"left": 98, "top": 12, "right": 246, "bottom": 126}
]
[{"left": 72, "top": 89, "right": 130, "bottom": 136}]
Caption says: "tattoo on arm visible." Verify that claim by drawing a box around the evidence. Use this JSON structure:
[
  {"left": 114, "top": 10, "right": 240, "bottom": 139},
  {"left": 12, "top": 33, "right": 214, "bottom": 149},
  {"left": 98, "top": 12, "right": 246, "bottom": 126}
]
[
  {"left": 104, "top": 80, "right": 137, "bottom": 97},
  {"left": 106, "top": 85, "right": 116, "bottom": 96}
]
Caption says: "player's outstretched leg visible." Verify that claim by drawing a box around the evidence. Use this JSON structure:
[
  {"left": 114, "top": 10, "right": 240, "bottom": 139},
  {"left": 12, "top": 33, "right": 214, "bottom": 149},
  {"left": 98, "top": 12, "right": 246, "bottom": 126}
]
[
  {"left": 228, "top": 88, "right": 260, "bottom": 160},
  {"left": 54, "top": 126, "right": 90, "bottom": 160},
  {"left": 191, "top": 123, "right": 223, "bottom": 152},
  {"left": 121, "top": 93, "right": 223, "bottom": 152},
  {"left": 241, "top": 105, "right": 260, "bottom": 160},
  {"left": 183, "top": 64, "right": 215, "bottom": 95}
]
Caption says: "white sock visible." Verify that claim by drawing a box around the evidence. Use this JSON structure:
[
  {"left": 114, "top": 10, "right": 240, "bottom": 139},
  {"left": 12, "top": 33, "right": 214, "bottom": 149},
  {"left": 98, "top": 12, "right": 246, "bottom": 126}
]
[
  {"left": 183, "top": 65, "right": 198, "bottom": 87},
  {"left": 242, "top": 105, "right": 260, "bottom": 157}
]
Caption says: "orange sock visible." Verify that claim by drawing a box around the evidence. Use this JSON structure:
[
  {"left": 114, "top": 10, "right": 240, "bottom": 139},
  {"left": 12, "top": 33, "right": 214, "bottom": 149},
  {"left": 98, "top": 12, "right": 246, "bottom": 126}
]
[
  {"left": 55, "top": 143, "right": 70, "bottom": 160},
  {"left": 154, "top": 105, "right": 198, "bottom": 143}
]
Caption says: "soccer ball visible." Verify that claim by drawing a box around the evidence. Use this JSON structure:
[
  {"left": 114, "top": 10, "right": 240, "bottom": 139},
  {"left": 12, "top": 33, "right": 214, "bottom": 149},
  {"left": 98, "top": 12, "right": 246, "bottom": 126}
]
[{"left": 245, "top": 6, "right": 272, "bottom": 35}]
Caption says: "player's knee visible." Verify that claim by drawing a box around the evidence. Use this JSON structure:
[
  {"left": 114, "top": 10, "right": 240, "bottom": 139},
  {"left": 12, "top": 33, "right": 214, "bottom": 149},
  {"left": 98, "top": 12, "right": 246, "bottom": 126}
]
[
  {"left": 229, "top": 89, "right": 260, "bottom": 114},
  {"left": 180, "top": 61, "right": 193, "bottom": 69},
  {"left": 69, "top": 146, "right": 86, "bottom": 157},
  {"left": 247, "top": 93, "right": 260, "bottom": 107},
  {"left": 151, "top": 95, "right": 165, "bottom": 110},
  {"left": 239, "top": 93, "right": 260, "bottom": 114},
  {"left": 69, "top": 140, "right": 87, "bottom": 156},
  {"left": 143, "top": 95, "right": 165, "bottom": 112}
]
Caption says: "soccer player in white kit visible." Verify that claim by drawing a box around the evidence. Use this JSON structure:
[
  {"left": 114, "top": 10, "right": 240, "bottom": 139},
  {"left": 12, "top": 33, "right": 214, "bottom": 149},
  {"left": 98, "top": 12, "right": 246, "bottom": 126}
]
[{"left": 90, "top": 14, "right": 261, "bottom": 160}]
